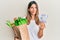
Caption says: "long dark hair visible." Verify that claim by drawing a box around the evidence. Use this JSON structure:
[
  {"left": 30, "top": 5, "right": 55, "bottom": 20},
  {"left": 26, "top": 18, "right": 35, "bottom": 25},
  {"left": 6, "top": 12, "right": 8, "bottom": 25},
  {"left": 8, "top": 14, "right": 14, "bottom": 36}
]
[{"left": 26, "top": 1, "right": 41, "bottom": 25}]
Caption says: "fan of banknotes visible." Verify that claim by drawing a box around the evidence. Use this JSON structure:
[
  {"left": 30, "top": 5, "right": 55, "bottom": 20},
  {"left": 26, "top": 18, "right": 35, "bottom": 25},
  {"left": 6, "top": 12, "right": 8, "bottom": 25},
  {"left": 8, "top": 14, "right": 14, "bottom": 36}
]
[{"left": 39, "top": 14, "right": 48, "bottom": 23}]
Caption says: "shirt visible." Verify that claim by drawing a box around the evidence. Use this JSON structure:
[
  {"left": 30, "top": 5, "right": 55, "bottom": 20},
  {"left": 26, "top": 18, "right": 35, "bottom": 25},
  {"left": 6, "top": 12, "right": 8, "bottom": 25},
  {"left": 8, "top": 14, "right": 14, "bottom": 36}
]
[{"left": 27, "top": 20, "right": 40, "bottom": 40}]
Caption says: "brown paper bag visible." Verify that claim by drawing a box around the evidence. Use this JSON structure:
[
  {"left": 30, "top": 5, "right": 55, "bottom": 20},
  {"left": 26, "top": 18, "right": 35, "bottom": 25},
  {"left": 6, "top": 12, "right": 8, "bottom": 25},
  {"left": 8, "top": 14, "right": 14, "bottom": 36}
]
[
  {"left": 16, "top": 24, "right": 30, "bottom": 40},
  {"left": 12, "top": 26, "right": 22, "bottom": 40},
  {"left": 12, "top": 24, "right": 30, "bottom": 40}
]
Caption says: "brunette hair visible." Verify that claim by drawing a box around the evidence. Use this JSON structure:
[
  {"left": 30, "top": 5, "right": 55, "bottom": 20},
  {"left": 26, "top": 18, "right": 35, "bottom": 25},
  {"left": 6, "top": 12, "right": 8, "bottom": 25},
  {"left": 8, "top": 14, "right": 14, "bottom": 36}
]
[{"left": 26, "top": 1, "right": 41, "bottom": 25}]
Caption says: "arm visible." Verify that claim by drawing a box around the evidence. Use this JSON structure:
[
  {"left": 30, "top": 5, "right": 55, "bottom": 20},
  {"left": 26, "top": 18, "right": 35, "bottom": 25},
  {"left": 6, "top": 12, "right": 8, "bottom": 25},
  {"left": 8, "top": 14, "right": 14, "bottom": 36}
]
[{"left": 38, "top": 22, "right": 45, "bottom": 38}]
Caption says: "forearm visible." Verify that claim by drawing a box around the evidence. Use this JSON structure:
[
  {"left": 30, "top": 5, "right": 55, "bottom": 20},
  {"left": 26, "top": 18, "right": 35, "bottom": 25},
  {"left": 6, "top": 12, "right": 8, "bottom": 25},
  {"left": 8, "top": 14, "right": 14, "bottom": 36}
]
[
  {"left": 38, "top": 22, "right": 45, "bottom": 38},
  {"left": 38, "top": 29, "right": 43, "bottom": 38}
]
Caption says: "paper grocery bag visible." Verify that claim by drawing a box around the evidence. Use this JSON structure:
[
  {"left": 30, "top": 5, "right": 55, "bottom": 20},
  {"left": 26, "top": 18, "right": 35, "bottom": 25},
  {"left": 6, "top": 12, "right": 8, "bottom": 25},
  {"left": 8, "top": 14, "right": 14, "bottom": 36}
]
[
  {"left": 12, "top": 26, "right": 22, "bottom": 40},
  {"left": 13, "top": 24, "right": 30, "bottom": 40}
]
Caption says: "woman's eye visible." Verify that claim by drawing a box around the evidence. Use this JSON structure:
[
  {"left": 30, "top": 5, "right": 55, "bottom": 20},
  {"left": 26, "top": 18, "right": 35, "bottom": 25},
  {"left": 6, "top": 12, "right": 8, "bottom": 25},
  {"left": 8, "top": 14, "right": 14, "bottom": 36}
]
[{"left": 30, "top": 7, "right": 37, "bottom": 9}]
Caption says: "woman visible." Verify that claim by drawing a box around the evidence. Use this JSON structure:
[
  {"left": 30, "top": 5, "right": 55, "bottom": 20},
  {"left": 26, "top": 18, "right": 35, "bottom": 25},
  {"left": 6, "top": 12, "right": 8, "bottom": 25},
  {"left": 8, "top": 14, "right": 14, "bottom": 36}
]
[
  {"left": 25, "top": 1, "right": 45, "bottom": 40},
  {"left": 13, "top": 1, "right": 45, "bottom": 40}
]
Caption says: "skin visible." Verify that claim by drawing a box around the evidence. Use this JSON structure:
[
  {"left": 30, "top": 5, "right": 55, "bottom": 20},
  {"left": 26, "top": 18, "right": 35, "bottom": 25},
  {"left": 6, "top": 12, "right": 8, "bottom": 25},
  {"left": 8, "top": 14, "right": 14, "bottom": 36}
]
[{"left": 28, "top": 4, "right": 45, "bottom": 38}]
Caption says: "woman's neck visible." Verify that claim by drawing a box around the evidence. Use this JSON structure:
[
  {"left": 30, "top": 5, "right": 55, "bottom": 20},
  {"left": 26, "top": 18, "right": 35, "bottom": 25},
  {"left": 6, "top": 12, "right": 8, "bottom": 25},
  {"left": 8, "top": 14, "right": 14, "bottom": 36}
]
[{"left": 31, "top": 15, "right": 35, "bottom": 20}]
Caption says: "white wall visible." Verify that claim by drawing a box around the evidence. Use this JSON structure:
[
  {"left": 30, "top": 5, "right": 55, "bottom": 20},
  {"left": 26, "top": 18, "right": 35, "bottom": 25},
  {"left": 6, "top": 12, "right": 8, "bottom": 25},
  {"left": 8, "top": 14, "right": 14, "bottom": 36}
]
[{"left": 0, "top": 0, "right": 60, "bottom": 40}]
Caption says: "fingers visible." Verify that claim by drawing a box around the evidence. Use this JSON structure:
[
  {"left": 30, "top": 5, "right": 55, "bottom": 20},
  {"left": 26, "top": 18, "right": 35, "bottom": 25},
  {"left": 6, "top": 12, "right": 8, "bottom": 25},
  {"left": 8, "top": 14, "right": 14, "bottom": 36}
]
[{"left": 40, "top": 22, "right": 45, "bottom": 30}]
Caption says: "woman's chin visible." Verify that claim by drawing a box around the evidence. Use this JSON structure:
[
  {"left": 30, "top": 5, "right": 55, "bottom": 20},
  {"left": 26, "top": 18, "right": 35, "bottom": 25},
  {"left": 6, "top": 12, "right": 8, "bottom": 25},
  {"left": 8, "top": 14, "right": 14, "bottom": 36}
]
[{"left": 31, "top": 13, "right": 36, "bottom": 15}]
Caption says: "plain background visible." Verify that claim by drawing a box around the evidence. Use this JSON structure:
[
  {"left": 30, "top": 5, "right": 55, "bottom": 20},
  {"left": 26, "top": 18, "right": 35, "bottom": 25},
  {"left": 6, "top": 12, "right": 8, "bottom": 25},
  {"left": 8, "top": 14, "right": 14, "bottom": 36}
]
[{"left": 0, "top": 0, "right": 60, "bottom": 40}]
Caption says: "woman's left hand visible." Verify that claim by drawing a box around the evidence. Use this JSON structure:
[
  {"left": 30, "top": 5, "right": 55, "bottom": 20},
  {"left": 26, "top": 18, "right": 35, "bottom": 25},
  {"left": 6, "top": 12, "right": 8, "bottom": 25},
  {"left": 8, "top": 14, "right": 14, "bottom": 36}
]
[
  {"left": 40, "top": 22, "right": 45, "bottom": 30},
  {"left": 38, "top": 22, "right": 45, "bottom": 38}
]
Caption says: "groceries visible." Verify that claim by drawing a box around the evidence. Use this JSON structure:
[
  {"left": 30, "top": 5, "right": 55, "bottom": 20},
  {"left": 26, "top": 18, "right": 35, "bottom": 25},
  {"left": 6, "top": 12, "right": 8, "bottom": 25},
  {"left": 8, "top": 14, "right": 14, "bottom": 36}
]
[{"left": 6, "top": 17, "right": 27, "bottom": 28}]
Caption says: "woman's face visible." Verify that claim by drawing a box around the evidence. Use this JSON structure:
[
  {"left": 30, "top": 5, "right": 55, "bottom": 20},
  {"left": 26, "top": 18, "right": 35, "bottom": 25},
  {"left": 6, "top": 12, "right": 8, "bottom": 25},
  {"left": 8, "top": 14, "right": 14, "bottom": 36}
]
[{"left": 29, "top": 4, "right": 37, "bottom": 15}]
